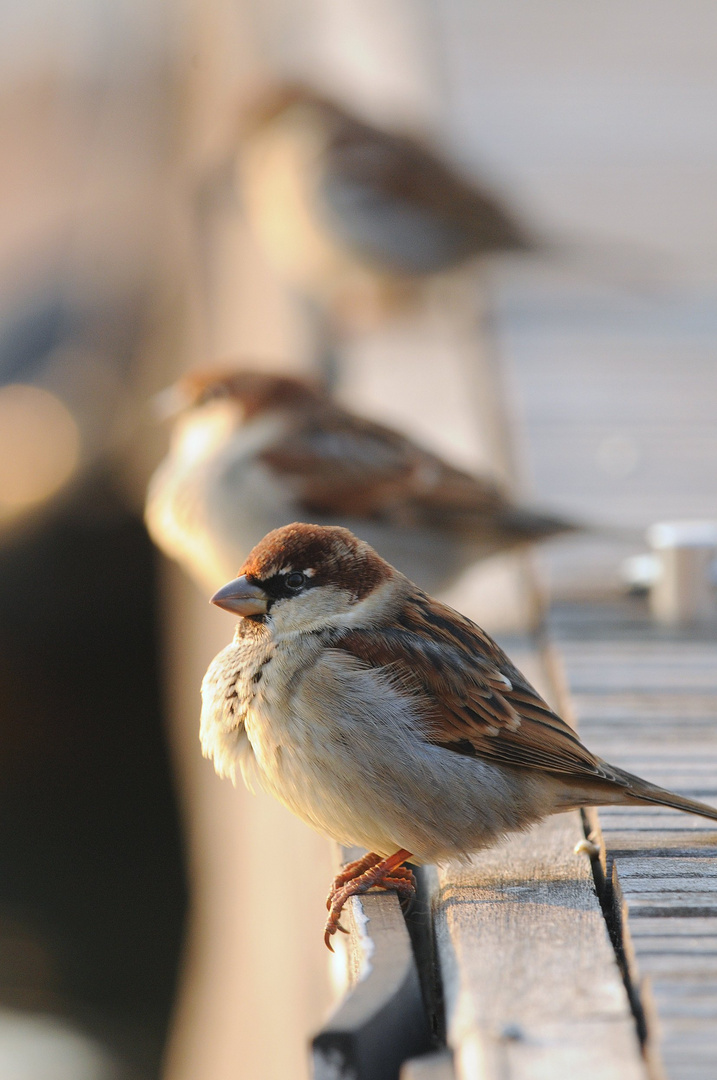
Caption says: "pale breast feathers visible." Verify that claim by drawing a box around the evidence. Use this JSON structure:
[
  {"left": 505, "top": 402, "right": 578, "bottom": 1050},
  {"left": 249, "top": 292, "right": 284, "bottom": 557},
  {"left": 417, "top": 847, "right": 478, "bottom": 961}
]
[{"left": 199, "top": 630, "right": 273, "bottom": 785}]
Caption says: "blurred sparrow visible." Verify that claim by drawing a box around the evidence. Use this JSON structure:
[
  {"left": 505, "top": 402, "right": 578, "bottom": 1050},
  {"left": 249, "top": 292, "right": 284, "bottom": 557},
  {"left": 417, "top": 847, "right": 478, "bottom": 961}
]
[
  {"left": 145, "top": 369, "right": 576, "bottom": 593},
  {"left": 238, "top": 84, "right": 533, "bottom": 329},
  {"left": 202, "top": 523, "right": 717, "bottom": 948}
]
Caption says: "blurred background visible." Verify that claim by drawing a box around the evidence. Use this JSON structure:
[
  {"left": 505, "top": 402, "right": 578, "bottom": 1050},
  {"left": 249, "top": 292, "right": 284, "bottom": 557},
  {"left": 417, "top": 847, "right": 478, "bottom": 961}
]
[{"left": 0, "top": 1, "right": 715, "bottom": 1078}]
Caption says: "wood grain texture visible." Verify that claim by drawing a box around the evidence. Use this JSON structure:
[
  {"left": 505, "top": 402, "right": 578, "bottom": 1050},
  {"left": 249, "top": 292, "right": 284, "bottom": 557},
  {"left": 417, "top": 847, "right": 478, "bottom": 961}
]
[
  {"left": 431, "top": 808, "right": 646, "bottom": 1080},
  {"left": 550, "top": 601, "right": 717, "bottom": 1080}
]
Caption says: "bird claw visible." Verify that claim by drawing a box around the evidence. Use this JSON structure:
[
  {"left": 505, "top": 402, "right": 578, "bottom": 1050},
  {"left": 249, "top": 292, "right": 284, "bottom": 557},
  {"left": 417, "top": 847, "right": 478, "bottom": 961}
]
[
  {"left": 323, "top": 891, "right": 352, "bottom": 948},
  {"left": 324, "top": 912, "right": 350, "bottom": 951},
  {"left": 326, "top": 852, "right": 383, "bottom": 908},
  {"left": 322, "top": 851, "right": 416, "bottom": 949}
]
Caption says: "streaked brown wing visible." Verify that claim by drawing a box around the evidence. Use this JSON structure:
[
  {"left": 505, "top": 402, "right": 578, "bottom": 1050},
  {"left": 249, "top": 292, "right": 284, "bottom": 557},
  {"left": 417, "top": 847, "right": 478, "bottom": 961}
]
[
  {"left": 325, "top": 110, "right": 533, "bottom": 253},
  {"left": 332, "top": 590, "right": 603, "bottom": 779},
  {"left": 259, "top": 407, "right": 504, "bottom": 523}
]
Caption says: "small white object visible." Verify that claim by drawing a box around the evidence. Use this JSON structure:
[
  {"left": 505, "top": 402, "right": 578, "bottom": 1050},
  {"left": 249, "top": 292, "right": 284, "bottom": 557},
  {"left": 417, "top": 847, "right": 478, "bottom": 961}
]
[
  {"left": 574, "top": 838, "right": 601, "bottom": 858},
  {"left": 620, "top": 552, "right": 660, "bottom": 592},
  {"left": 646, "top": 520, "right": 717, "bottom": 626},
  {"left": 150, "top": 383, "right": 187, "bottom": 420}
]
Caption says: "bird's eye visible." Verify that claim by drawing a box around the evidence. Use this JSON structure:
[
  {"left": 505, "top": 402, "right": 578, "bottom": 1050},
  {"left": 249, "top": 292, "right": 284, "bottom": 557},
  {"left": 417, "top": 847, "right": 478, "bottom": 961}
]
[{"left": 285, "top": 571, "right": 306, "bottom": 591}]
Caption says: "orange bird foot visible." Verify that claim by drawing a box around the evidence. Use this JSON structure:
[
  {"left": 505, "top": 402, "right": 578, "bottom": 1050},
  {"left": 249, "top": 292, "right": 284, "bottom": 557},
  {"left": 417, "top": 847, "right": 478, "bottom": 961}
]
[
  {"left": 326, "top": 852, "right": 383, "bottom": 908},
  {"left": 323, "top": 848, "right": 415, "bottom": 950}
]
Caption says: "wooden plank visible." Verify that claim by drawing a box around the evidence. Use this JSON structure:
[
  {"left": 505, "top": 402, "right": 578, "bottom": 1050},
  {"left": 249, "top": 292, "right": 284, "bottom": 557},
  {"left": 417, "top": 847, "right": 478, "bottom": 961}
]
[
  {"left": 615, "top": 857, "right": 717, "bottom": 881},
  {"left": 431, "top": 808, "right": 647, "bottom": 1079},
  {"left": 312, "top": 893, "right": 432, "bottom": 1080},
  {"left": 627, "top": 916, "right": 717, "bottom": 941},
  {"left": 550, "top": 600, "right": 717, "bottom": 1080}
]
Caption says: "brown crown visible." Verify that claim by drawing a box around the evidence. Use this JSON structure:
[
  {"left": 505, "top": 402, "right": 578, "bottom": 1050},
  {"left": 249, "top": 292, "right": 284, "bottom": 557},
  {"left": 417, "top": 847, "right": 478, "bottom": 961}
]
[
  {"left": 178, "top": 368, "right": 328, "bottom": 420},
  {"left": 240, "top": 523, "right": 391, "bottom": 600}
]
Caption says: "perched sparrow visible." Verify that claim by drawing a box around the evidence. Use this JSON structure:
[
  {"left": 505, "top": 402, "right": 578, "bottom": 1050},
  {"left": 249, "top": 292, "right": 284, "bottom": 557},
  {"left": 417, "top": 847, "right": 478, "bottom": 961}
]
[
  {"left": 202, "top": 523, "right": 717, "bottom": 948},
  {"left": 238, "top": 84, "right": 533, "bottom": 325},
  {"left": 145, "top": 369, "right": 576, "bottom": 594}
]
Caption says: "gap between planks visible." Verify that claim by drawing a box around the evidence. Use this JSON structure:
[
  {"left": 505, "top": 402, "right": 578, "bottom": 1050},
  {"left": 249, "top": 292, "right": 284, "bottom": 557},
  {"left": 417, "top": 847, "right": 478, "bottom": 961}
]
[{"left": 551, "top": 600, "right": 717, "bottom": 1080}]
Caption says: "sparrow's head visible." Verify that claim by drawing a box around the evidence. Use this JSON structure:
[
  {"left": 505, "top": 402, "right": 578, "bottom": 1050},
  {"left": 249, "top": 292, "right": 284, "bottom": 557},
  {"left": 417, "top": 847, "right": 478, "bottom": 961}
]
[
  {"left": 176, "top": 368, "right": 327, "bottom": 420},
  {"left": 239, "top": 82, "right": 338, "bottom": 135},
  {"left": 156, "top": 368, "right": 328, "bottom": 465},
  {"left": 210, "top": 522, "right": 394, "bottom": 634}
]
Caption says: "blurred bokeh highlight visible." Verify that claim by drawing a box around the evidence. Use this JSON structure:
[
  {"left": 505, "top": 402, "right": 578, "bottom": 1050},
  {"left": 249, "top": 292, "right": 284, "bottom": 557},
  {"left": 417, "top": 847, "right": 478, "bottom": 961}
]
[{"left": 0, "top": 1, "right": 715, "bottom": 1079}]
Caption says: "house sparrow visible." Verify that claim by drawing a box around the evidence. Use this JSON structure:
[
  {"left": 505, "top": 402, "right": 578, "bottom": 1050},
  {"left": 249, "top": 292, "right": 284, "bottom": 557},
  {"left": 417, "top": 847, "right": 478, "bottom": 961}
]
[
  {"left": 145, "top": 368, "right": 576, "bottom": 594},
  {"left": 201, "top": 523, "right": 717, "bottom": 948},
  {"left": 237, "top": 84, "right": 533, "bottom": 327}
]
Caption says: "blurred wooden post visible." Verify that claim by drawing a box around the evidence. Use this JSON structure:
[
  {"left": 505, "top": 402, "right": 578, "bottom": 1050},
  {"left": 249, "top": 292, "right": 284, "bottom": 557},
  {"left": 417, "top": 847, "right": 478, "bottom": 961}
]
[{"left": 646, "top": 521, "right": 717, "bottom": 626}]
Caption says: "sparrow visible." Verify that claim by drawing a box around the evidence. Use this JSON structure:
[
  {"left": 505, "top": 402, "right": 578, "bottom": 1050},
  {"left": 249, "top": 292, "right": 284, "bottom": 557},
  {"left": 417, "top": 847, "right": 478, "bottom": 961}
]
[
  {"left": 145, "top": 368, "right": 577, "bottom": 594},
  {"left": 237, "top": 83, "right": 534, "bottom": 337},
  {"left": 202, "top": 522, "right": 717, "bottom": 948}
]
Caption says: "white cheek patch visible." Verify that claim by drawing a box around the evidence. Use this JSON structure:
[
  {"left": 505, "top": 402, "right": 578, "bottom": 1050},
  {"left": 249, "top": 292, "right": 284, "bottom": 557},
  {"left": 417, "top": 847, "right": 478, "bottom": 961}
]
[
  {"left": 268, "top": 575, "right": 398, "bottom": 639},
  {"left": 269, "top": 585, "right": 354, "bottom": 637}
]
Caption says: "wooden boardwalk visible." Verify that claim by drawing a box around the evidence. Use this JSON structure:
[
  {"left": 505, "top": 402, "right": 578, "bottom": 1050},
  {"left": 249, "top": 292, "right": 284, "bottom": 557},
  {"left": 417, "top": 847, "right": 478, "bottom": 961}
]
[{"left": 551, "top": 601, "right": 717, "bottom": 1079}]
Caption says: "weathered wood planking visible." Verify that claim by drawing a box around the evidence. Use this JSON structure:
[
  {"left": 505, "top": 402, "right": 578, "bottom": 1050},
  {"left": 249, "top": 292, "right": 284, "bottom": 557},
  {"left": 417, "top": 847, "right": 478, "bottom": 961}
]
[
  {"left": 430, "top": 641, "right": 647, "bottom": 1080},
  {"left": 550, "top": 601, "right": 717, "bottom": 1079},
  {"left": 430, "top": 811, "right": 646, "bottom": 1080}
]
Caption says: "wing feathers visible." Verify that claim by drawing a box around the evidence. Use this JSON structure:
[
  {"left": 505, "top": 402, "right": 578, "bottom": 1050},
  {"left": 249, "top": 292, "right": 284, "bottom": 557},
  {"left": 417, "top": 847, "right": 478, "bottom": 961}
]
[
  {"left": 258, "top": 408, "right": 506, "bottom": 526},
  {"left": 332, "top": 590, "right": 602, "bottom": 780}
]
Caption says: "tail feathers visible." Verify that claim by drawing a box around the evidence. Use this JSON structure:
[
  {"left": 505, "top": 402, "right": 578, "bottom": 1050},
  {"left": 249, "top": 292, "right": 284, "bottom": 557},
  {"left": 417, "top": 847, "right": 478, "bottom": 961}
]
[
  {"left": 608, "top": 763, "right": 717, "bottom": 822},
  {"left": 497, "top": 506, "right": 580, "bottom": 542},
  {"left": 502, "top": 511, "right": 646, "bottom": 545}
]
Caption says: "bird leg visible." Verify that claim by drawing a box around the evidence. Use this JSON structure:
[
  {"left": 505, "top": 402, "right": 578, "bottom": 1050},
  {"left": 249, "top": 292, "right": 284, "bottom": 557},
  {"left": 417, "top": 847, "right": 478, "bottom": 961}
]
[{"left": 324, "top": 848, "right": 414, "bottom": 950}]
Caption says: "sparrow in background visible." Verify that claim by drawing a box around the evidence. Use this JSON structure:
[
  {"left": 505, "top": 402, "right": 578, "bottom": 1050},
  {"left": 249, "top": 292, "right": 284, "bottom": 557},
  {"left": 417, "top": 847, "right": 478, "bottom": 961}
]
[
  {"left": 235, "top": 83, "right": 658, "bottom": 371},
  {"left": 202, "top": 523, "right": 717, "bottom": 948},
  {"left": 145, "top": 368, "right": 577, "bottom": 594},
  {"left": 237, "top": 83, "right": 534, "bottom": 345}
]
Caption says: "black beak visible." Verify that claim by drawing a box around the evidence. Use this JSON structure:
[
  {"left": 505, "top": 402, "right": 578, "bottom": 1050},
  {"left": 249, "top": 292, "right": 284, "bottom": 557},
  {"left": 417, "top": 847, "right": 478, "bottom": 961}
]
[{"left": 210, "top": 575, "right": 268, "bottom": 617}]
